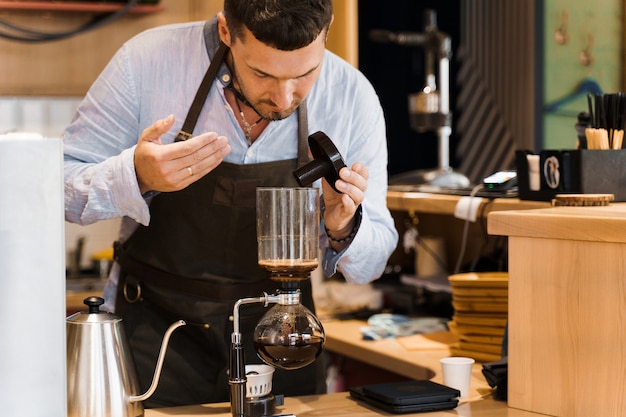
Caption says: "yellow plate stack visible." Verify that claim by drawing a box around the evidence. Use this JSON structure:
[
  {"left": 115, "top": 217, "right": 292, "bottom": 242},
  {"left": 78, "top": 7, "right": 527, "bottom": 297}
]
[{"left": 447, "top": 272, "right": 508, "bottom": 362}]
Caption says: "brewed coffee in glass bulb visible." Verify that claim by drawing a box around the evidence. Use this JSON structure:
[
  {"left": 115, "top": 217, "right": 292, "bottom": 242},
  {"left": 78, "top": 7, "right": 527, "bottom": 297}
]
[
  {"left": 254, "top": 300, "right": 324, "bottom": 370},
  {"left": 254, "top": 187, "right": 324, "bottom": 370}
]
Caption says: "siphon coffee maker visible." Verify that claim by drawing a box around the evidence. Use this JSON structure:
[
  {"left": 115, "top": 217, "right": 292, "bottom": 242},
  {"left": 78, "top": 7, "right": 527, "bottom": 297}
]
[{"left": 229, "top": 187, "right": 325, "bottom": 417}]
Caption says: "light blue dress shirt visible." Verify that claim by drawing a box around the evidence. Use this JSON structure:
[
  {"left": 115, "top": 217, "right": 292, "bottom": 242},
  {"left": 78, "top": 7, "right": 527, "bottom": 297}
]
[{"left": 63, "top": 18, "right": 398, "bottom": 308}]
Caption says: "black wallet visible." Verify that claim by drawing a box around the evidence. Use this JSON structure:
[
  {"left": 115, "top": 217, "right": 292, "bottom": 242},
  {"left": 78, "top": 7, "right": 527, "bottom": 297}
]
[
  {"left": 349, "top": 380, "right": 460, "bottom": 414},
  {"left": 481, "top": 356, "right": 507, "bottom": 401}
]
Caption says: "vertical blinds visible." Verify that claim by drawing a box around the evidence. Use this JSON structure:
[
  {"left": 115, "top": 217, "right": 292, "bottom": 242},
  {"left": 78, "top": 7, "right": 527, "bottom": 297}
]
[{"left": 456, "top": 0, "right": 539, "bottom": 184}]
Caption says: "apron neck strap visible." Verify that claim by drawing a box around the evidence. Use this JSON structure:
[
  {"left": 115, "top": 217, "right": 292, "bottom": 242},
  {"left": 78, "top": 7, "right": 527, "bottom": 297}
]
[
  {"left": 175, "top": 41, "right": 229, "bottom": 142},
  {"left": 297, "top": 100, "right": 310, "bottom": 168}
]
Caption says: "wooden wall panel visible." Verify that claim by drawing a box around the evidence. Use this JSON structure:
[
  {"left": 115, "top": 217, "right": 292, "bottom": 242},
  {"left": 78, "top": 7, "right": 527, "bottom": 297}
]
[
  {"left": 0, "top": 0, "right": 357, "bottom": 96},
  {"left": 327, "top": 0, "right": 358, "bottom": 67},
  {"left": 0, "top": 0, "right": 222, "bottom": 95}
]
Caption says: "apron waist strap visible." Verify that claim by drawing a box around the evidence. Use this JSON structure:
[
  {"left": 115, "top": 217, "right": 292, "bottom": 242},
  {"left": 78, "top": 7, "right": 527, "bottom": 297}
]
[{"left": 113, "top": 241, "right": 277, "bottom": 302}]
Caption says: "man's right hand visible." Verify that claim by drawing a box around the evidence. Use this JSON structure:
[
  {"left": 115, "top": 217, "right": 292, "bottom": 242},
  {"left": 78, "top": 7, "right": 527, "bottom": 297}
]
[{"left": 134, "top": 114, "right": 231, "bottom": 194}]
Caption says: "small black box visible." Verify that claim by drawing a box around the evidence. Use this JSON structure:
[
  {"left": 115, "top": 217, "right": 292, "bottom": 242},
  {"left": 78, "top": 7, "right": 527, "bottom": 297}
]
[
  {"left": 349, "top": 380, "right": 460, "bottom": 414},
  {"left": 516, "top": 149, "right": 626, "bottom": 201}
]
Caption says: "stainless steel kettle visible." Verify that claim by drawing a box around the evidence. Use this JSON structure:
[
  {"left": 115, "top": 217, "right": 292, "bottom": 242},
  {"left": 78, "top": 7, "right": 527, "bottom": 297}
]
[{"left": 66, "top": 296, "right": 185, "bottom": 417}]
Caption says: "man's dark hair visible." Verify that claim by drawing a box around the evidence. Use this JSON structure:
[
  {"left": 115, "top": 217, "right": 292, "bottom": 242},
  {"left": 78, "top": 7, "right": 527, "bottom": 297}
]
[{"left": 223, "top": 0, "right": 333, "bottom": 51}]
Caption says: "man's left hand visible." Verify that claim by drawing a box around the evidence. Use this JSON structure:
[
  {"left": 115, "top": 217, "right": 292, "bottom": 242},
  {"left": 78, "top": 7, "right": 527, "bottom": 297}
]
[{"left": 321, "top": 162, "right": 367, "bottom": 240}]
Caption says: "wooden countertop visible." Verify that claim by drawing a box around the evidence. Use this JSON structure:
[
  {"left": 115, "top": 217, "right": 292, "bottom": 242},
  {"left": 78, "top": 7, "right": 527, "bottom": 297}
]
[
  {"left": 386, "top": 189, "right": 550, "bottom": 215},
  {"left": 144, "top": 389, "right": 542, "bottom": 417},
  {"left": 488, "top": 203, "right": 626, "bottom": 242},
  {"left": 322, "top": 319, "right": 452, "bottom": 380},
  {"left": 320, "top": 319, "right": 500, "bottom": 400}
]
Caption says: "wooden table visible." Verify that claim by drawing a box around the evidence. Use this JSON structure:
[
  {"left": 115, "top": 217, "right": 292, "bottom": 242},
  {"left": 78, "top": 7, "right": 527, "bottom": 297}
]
[
  {"left": 144, "top": 390, "right": 543, "bottom": 416},
  {"left": 489, "top": 203, "right": 626, "bottom": 417}
]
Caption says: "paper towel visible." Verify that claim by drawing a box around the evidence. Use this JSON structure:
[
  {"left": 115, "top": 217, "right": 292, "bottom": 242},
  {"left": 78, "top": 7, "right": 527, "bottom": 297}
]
[{"left": 0, "top": 133, "right": 66, "bottom": 416}]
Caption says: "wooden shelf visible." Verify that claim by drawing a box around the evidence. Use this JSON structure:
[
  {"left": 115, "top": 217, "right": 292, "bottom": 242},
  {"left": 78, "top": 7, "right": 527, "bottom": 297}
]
[{"left": 0, "top": 1, "right": 164, "bottom": 14}]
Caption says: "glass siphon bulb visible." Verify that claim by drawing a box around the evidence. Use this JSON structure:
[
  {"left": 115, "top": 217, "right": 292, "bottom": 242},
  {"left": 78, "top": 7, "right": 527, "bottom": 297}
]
[{"left": 253, "top": 302, "right": 325, "bottom": 370}]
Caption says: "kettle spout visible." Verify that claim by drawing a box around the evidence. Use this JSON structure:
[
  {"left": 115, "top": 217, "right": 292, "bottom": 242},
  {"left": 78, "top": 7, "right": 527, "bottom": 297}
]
[{"left": 129, "top": 319, "right": 186, "bottom": 403}]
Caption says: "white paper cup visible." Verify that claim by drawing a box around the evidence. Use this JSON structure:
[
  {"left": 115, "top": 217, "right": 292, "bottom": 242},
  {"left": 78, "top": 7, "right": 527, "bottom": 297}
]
[{"left": 440, "top": 356, "right": 475, "bottom": 398}]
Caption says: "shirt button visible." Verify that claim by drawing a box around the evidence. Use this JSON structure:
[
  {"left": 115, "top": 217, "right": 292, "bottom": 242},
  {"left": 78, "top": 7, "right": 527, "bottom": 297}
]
[
  {"left": 221, "top": 74, "right": 231, "bottom": 83},
  {"left": 246, "top": 149, "right": 254, "bottom": 157}
]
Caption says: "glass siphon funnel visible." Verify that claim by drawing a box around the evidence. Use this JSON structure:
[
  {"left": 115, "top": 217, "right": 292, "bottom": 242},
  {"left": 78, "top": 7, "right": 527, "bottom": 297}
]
[
  {"left": 254, "top": 187, "right": 325, "bottom": 370},
  {"left": 256, "top": 187, "right": 320, "bottom": 281}
]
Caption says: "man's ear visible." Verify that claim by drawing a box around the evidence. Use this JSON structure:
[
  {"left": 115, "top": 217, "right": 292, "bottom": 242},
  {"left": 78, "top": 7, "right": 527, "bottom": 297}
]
[
  {"left": 217, "top": 12, "right": 232, "bottom": 47},
  {"left": 324, "top": 14, "right": 335, "bottom": 43}
]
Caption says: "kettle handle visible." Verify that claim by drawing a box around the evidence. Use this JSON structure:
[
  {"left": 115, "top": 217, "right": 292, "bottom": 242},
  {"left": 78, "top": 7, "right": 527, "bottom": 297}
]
[{"left": 129, "top": 319, "right": 186, "bottom": 403}]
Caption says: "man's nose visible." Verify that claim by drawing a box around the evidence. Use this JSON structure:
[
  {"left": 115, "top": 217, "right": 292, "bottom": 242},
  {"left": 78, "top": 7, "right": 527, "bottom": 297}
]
[{"left": 269, "top": 81, "right": 294, "bottom": 111}]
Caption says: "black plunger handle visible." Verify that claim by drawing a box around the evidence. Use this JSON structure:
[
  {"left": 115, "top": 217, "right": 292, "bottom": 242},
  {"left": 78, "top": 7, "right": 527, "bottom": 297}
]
[{"left": 293, "top": 131, "right": 347, "bottom": 192}]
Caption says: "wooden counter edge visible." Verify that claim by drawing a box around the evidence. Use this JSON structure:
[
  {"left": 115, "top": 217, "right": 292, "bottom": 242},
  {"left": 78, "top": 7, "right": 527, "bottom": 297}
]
[
  {"left": 322, "top": 319, "right": 452, "bottom": 380},
  {"left": 387, "top": 190, "right": 550, "bottom": 216},
  {"left": 488, "top": 204, "right": 626, "bottom": 243},
  {"left": 144, "top": 391, "right": 545, "bottom": 417}
]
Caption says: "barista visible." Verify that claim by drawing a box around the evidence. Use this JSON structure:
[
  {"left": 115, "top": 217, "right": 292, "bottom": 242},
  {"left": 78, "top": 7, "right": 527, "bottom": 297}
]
[{"left": 63, "top": 0, "right": 398, "bottom": 408}]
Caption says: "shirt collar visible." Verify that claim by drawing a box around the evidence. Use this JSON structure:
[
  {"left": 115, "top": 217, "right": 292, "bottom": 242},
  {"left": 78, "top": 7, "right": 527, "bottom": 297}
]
[{"left": 204, "top": 16, "right": 233, "bottom": 88}]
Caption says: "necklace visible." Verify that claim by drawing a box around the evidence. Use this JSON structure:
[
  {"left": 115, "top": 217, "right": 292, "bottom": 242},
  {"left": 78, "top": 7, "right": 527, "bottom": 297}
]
[
  {"left": 230, "top": 85, "right": 264, "bottom": 145},
  {"left": 229, "top": 81, "right": 255, "bottom": 109}
]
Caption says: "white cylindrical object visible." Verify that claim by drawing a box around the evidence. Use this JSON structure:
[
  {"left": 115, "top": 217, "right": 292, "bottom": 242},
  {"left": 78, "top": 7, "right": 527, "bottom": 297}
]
[
  {"left": 0, "top": 133, "right": 66, "bottom": 416},
  {"left": 440, "top": 356, "right": 475, "bottom": 398},
  {"left": 245, "top": 364, "right": 275, "bottom": 398},
  {"left": 526, "top": 154, "right": 540, "bottom": 191}
]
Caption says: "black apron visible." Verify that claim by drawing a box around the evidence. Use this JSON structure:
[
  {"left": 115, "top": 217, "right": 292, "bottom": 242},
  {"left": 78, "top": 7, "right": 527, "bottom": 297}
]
[{"left": 114, "top": 41, "right": 326, "bottom": 408}]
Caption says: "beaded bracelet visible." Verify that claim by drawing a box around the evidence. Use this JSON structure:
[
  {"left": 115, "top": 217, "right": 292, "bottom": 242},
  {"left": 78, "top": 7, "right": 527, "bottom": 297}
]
[
  {"left": 325, "top": 222, "right": 358, "bottom": 243},
  {"left": 321, "top": 202, "right": 363, "bottom": 246},
  {"left": 324, "top": 204, "right": 362, "bottom": 244}
]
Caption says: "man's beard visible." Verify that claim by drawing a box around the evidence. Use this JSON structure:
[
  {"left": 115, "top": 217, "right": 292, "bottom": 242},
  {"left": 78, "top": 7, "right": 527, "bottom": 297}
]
[{"left": 246, "top": 95, "right": 300, "bottom": 121}]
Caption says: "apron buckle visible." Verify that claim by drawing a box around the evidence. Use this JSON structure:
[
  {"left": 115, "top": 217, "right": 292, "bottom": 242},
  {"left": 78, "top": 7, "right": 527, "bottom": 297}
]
[{"left": 175, "top": 130, "right": 192, "bottom": 142}]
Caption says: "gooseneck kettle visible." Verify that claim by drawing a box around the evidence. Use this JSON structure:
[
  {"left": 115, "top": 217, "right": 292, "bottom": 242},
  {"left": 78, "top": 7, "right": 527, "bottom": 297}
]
[{"left": 66, "top": 296, "right": 185, "bottom": 417}]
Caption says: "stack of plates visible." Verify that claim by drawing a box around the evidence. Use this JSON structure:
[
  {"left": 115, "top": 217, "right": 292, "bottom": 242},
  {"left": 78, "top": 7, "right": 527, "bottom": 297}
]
[{"left": 447, "top": 272, "right": 508, "bottom": 362}]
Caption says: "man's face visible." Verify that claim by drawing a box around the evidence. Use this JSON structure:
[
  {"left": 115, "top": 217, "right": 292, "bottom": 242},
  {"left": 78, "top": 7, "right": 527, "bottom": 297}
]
[{"left": 218, "top": 14, "right": 326, "bottom": 120}]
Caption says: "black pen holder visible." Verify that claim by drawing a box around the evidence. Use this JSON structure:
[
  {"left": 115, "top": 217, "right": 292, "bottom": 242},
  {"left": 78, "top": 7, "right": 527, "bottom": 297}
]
[{"left": 516, "top": 149, "right": 626, "bottom": 201}]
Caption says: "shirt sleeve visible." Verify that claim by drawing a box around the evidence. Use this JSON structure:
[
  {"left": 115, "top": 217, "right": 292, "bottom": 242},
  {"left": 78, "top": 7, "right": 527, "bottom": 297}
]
[
  {"left": 63, "top": 43, "right": 151, "bottom": 226},
  {"left": 318, "top": 68, "right": 399, "bottom": 284},
  {"left": 322, "top": 202, "right": 397, "bottom": 284}
]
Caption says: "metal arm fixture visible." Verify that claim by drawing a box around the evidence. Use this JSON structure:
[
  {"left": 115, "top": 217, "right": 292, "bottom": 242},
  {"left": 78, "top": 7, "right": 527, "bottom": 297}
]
[
  {"left": 229, "top": 291, "right": 307, "bottom": 417},
  {"left": 370, "top": 9, "right": 469, "bottom": 188}
]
